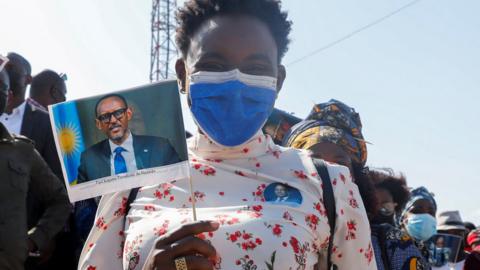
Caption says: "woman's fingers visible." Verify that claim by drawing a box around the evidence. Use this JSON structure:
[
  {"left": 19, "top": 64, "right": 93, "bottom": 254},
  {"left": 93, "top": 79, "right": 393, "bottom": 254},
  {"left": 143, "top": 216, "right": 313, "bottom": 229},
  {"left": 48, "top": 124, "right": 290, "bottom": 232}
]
[
  {"left": 167, "top": 236, "right": 217, "bottom": 259},
  {"left": 155, "top": 220, "right": 219, "bottom": 248}
]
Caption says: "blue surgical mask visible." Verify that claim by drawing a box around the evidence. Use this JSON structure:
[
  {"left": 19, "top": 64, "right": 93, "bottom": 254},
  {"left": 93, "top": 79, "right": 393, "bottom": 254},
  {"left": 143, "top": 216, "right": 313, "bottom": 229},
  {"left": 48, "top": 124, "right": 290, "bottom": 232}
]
[
  {"left": 189, "top": 69, "right": 277, "bottom": 147},
  {"left": 406, "top": 213, "right": 437, "bottom": 241}
]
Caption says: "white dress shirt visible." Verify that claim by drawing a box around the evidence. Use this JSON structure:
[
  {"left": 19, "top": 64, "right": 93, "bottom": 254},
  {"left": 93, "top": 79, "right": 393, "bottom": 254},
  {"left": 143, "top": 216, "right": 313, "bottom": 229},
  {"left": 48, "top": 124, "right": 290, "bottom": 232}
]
[
  {"left": 109, "top": 131, "right": 137, "bottom": 175},
  {"left": 0, "top": 101, "right": 27, "bottom": 134}
]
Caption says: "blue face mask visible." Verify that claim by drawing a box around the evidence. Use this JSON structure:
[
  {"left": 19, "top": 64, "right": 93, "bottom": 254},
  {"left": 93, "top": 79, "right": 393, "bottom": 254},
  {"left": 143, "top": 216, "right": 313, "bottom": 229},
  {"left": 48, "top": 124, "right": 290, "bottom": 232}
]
[
  {"left": 189, "top": 70, "right": 277, "bottom": 147},
  {"left": 406, "top": 213, "right": 437, "bottom": 241}
]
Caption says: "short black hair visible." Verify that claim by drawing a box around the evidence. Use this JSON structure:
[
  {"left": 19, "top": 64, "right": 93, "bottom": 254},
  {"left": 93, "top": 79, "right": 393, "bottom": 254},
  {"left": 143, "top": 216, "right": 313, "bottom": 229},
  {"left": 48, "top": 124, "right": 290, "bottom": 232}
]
[
  {"left": 95, "top": 94, "right": 128, "bottom": 116},
  {"left": 176, "top": 0, "right": 292, "bottom": 61},
  {"left": 30, "top": 69, "right": 62, "bottom": 98},
  {"left": 7, "top": 52, "right": 31, "bottom": 75}
]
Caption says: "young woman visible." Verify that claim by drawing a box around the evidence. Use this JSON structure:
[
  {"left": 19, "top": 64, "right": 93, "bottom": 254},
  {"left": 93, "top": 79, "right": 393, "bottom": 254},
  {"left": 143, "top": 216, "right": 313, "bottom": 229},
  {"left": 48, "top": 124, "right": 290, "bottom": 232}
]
[{"left": 78, "top": 1, "right": 376, "bottom": 269}]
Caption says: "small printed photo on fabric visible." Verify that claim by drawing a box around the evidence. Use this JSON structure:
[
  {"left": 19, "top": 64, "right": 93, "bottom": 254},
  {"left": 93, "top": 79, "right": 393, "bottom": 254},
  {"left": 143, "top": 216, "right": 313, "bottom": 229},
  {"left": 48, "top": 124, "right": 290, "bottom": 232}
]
[
  {"left": 263, "top": 182, "right": 303, "bottom": 206},
  {"left": 427, "top": 233, "right": 463, "bottom": 267},
  {"left": 49, "top": 80, "right": 189, "bottom": 202}
]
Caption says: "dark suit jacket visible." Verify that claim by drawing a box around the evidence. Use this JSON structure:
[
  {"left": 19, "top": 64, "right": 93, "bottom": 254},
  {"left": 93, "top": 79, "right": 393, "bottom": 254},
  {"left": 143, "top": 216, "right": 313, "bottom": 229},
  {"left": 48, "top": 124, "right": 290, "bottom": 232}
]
[
  {"left": 21, "top": 102, "right": 63, "bottom": 180},
  {"left": 77, "top": 134, "right": 180, "bottom": 182},
  {"left": 75, "top": 134, "right": 180, "bottom": 240},
  {"left": 19, "top": 102, "right": 65, "bottom": 232}
]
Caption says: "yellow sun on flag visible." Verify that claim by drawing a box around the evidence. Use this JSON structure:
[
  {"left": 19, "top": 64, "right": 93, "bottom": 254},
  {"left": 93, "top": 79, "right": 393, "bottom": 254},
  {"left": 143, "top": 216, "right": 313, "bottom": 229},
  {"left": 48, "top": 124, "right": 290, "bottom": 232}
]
[{"left": 57, "top": 123, "right": 82, "bottom": 157}]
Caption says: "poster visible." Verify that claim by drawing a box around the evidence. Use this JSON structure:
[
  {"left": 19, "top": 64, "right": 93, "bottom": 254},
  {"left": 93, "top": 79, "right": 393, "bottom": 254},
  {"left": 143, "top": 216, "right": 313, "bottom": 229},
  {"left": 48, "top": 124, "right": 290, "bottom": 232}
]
[{"left": 49, "top": 80, "right": 189, "bottom": 202}]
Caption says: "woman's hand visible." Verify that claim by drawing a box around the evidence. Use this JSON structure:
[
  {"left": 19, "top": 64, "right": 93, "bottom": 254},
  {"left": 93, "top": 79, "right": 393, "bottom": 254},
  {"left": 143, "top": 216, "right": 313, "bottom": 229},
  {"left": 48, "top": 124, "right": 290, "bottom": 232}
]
[{"left": 144, "top": 220, "right": 219, "bottom": 270}]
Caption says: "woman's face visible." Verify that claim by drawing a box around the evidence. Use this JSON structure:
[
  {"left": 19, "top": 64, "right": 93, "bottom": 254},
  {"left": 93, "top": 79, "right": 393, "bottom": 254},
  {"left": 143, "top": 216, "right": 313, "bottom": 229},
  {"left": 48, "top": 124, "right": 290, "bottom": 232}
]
[
  {"left": 176, "top": 15, "right": 286, "bottom": 95},
  {"left": 408, "top": 199, "right": 436, "bottom": 217},
  {"left": 309, "top": 142, "right": 354, "bottom": 174},
  {"left": 376, "top": 188, "right": 396, "bottom": 215}
]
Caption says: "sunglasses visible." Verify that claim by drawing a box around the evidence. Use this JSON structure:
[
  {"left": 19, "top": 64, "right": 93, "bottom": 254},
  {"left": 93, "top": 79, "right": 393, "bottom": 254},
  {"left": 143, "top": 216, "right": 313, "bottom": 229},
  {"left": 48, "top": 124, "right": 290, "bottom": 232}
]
[{"left": 97, "top": 108, "right": 127, "bottom": 124}]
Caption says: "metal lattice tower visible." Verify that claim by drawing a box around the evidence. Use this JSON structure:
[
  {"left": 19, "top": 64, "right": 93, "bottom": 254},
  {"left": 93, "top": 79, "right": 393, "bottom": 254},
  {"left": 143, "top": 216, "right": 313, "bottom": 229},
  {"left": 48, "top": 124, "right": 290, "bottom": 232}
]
[{"left": 150, "top": 0, "right": 177, "bottom": 82}]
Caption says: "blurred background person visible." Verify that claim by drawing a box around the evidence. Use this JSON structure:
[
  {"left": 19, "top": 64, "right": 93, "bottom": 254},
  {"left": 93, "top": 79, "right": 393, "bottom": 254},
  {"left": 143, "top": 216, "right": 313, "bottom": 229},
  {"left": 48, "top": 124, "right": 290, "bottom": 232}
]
[
  {"left": 465, "top": 229, "right": 480, "bottom": 269},
  {"left": 284, "top": 100, "right": 428, "bottom": 269},
  {"left": 29, "top": 69, "right": 67, "bottom": 110},
  {"left": 400, "top": 186, "right": 438, "bottom": 263},
  {"left": 0, "top": 54, "right": 71, "bottom": 270},
  {"left": 369, "top": 168, "right": 410, "bottom": 226},
  {"left": 463, "top": 221, "right": 476, "bottom": 253},
  {"left": 432, "top": 211, "right": 468, "bottom": 270},
  {"left": 1, "top": 52, "right": 77, "bottom": 269}
]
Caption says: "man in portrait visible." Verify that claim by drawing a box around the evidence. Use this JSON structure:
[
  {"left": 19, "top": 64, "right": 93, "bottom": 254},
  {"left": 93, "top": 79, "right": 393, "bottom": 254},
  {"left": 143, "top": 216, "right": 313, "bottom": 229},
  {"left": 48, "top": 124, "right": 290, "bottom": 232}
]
[
  {"left": 77, "top": 93, "right": 180, "bottom": 181},
  {"left": 74, "top": 93, "right": 180, "bottom": 244},
  {"left": 274, "top": 183, "right": 290, "bottom": 202}
]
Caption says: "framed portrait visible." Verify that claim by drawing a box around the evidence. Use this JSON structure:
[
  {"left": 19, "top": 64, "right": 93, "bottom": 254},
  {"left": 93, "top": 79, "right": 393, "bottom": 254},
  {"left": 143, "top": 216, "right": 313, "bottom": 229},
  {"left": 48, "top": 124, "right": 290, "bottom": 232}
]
[{"left": 49, "top": 80, "right": 189, "bottom": 202}]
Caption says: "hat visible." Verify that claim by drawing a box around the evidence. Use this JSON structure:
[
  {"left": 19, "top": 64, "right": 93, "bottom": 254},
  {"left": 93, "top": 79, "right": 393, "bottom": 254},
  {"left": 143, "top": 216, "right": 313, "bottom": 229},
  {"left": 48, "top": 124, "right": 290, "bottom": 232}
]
[
  {"left": 283, "top": 99, "right": 368, "bottom": 166},
  {"left": 437, "top": 211, "right": 466, "bottom": 231}
]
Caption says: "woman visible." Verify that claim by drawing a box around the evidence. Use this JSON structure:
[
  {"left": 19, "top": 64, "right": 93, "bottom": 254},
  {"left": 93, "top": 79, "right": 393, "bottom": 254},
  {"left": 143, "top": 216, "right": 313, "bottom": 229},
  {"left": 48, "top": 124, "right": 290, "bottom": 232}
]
[
  {"left": 369, "top": 169, "right": 410, "bottom": 226},
  {"left": 399, "top": 187, "right": 438, "bottom": 263},
  {"left": 78, "top": 1, "right": 376, "bottom": 269},
  {"left": 284, "top": 100, "right": 429, "bottom": 270}
]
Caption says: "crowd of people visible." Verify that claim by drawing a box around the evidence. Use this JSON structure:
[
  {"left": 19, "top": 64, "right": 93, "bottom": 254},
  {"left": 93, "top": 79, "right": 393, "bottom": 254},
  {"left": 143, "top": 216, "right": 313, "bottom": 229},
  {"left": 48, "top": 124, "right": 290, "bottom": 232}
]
[{"left": 0, "top": 0, "right": 478, "bottom": 269}]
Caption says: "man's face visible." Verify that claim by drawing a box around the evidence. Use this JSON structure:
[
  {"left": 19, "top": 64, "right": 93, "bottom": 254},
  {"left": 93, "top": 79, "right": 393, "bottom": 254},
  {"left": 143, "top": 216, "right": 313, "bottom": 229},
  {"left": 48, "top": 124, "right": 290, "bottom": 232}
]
[
  {"left": 0, "top": 70, "right": 9, "bottom": 114},
  {"left": 5, "top": 59, "right": 30, "bottom": 95},
  {"left": 275, "top": 184, "right": 288, "bottom": 198},
  {"left": 95, "top": 97, "right": 132, "bottom": 144},
  {"left": 49, "top": 79, "right": 67, "bottom": 105}
]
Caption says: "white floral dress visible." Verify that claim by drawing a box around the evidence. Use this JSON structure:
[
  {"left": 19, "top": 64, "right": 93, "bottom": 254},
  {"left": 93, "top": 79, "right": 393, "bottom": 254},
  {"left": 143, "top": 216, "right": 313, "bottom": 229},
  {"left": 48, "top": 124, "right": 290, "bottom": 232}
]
[{"left": 78, "top": 132, "right": 377, "bottom": 270}]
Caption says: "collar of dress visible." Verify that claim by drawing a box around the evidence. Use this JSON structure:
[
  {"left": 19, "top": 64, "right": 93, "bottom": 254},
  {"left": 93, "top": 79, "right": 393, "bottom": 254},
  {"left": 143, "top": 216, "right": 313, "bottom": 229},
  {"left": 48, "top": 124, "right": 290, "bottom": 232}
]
[{"left": 188, "top": 131, "right": 276, "bottom": 160}]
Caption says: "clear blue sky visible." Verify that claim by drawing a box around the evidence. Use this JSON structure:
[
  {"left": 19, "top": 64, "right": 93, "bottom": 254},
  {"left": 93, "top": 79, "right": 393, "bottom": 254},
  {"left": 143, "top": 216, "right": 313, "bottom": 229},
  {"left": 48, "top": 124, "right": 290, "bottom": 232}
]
[{"left": 1, "top": 0, "right": 479, "bottom": 224}]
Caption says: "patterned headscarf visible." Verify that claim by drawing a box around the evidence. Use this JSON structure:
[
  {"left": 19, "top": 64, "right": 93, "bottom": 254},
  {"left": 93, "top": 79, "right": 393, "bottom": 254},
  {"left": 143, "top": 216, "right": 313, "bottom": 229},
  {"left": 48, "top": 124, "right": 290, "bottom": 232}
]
[
  {"left": 400, "top": 186, "right": 437, "bottom": 220},
  {"left": 283, "top": 99, "right": 367, "bottom": 166}
]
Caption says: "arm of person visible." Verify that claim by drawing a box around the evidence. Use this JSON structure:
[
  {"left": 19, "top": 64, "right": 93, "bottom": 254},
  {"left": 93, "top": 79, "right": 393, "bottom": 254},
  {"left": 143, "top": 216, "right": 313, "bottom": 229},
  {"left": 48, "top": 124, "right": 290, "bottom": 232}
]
[
  {"left": 27, "top": 148, "right": 71, "bottom": 252},
  {"left": 326, "top": 164, "right": 378, "bottom": 270}
]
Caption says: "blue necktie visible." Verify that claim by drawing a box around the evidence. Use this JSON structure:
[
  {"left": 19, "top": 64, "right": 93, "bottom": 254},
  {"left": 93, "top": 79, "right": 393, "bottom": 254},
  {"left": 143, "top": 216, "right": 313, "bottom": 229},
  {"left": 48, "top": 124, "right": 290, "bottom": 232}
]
[{"left": 114, "top": 147, "right": 127, "bottom": 174}]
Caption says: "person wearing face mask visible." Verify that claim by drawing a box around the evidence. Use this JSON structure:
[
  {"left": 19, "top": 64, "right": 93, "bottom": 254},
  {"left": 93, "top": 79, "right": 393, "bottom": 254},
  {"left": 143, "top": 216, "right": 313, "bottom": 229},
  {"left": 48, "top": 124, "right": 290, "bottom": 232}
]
[
  {"left": 284, "top": 101, "right": 427, "bottom": 270},
  {"left": 400, "top": 187, "right": 438, "bottom": 263},
  {"left": 0, "top": 55, "right": 71, "bottom": 270},
  {"left": 78, "top": 1, "right": 377, "bottom": 270},
  {"left": 369, "top": 169, "right": 410, "bottom": 226},
  {"left": 431, "top": 211, "right": 468, "bottom": 270}
]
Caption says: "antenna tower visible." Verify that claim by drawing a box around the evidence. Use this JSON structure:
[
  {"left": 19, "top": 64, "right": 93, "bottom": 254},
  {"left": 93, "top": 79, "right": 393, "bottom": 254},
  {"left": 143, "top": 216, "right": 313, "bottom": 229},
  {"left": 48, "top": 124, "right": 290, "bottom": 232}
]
[{"left": 150, "top": 0, "right": 177, "bottom": 82}]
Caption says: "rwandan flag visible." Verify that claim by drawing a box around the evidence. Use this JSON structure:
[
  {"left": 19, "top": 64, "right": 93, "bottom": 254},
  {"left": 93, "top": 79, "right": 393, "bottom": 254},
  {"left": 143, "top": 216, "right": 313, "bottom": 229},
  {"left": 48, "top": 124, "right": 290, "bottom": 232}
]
[{"left": 51, "top": 101, "right": 85, "bottom": 185}]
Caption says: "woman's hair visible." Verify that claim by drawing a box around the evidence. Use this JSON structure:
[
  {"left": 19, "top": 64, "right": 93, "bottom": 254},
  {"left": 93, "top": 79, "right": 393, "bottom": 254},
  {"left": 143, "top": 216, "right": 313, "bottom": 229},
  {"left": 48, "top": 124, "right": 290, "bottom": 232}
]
[
  {"left": 352, "top": 163, "right": 379, "bottom": 219},
  {"left": 176, "top": 0, "right": 292, "bottom": 61},
  {"left": 369, "top": 168, "right": 410, "bottom": 213}
]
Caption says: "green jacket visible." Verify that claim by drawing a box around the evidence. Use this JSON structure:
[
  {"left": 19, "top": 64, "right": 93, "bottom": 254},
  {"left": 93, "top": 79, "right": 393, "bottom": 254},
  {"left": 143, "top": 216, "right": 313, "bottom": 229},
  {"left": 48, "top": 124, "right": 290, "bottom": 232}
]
[{"left": 0, "top": 123, "right": 70, "bottom": 270}]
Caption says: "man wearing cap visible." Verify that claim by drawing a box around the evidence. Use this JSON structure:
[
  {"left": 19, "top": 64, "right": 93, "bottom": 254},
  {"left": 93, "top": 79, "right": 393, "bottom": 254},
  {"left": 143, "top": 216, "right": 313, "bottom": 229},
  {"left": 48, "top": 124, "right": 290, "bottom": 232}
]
[{"left": 432, "top": 210, "right": 468, "bottom": 270}]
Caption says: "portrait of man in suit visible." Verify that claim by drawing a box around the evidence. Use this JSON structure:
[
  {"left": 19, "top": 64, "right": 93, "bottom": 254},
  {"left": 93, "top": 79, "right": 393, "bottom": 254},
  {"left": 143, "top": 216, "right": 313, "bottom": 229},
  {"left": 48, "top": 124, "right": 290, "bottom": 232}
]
[
  {"left": 264, "top": 183, "right": 303, "bottom": 205},
  {"left": 77, "top": 93, "right": 180, "bottom": 182}
]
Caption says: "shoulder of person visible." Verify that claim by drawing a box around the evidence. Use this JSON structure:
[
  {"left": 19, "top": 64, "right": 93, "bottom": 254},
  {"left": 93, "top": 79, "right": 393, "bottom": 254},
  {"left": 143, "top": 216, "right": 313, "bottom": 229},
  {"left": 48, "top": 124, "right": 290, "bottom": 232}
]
[
  {"left": 134, "top": 134, "right": 171, "bottom": 145},
  {"left": 12, "top": 133, "right": 35, "bottom": 146},
  {"left": 27, "top": 100, "right": 48, "bottom": 114}
]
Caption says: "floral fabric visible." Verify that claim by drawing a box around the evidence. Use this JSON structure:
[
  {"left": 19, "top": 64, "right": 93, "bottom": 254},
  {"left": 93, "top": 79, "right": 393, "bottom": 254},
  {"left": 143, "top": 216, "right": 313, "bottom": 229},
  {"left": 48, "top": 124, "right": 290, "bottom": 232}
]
[
  {"left": 78, "top": 132, "right": 377, "bottom": 270},
  {"left": 371, "top": 224, "right": 430, "bottom": 270}
]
